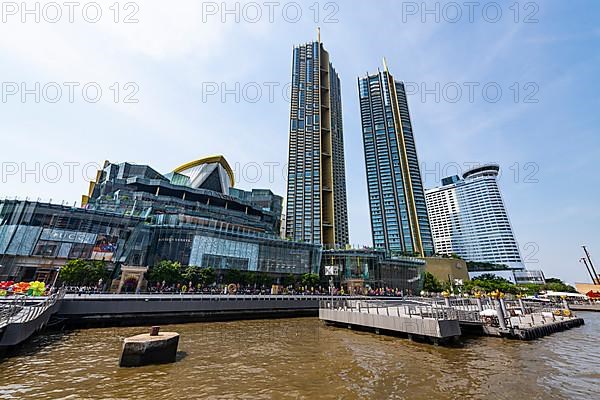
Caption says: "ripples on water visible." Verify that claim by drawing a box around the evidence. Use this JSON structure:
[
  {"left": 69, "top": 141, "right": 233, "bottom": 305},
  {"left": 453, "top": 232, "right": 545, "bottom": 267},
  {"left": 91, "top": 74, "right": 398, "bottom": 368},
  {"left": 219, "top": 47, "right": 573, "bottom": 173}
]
[{"left": 1, "top": 313, "right": 599, "bottom": 399}]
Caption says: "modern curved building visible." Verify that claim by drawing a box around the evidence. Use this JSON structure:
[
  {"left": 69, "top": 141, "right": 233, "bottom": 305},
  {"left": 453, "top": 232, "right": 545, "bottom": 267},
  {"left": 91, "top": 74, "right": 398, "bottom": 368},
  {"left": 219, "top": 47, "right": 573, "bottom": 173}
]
[
  {"left": 171, "top": 155, "right": 235, "bottom": 195},
  {"left": 425, "top": 164, "right": 524, "bottom": 270},
  {"left": 1, "top": 156, "right": 322, "bottom": 284}
]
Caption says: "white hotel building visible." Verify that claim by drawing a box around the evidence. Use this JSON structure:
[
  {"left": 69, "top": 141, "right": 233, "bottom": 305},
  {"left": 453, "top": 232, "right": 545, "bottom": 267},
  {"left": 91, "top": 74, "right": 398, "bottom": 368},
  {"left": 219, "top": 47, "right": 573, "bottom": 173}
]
[{"left": 425, "top": 164, "right": 525, "bottom": 270}]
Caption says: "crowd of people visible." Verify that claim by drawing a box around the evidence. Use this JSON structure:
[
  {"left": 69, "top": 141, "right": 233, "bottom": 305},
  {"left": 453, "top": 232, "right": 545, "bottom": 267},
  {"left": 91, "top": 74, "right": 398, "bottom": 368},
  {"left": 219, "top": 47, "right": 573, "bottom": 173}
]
[{"left": 62, "top": 281, "right": 413, "bottom": 297}]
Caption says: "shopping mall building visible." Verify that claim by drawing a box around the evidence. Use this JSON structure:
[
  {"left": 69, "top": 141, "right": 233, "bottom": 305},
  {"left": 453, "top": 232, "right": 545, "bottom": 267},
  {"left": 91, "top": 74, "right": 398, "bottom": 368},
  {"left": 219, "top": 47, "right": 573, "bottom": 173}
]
[{"left": 0, "top": 156, "right": 425, "bottom": 292}]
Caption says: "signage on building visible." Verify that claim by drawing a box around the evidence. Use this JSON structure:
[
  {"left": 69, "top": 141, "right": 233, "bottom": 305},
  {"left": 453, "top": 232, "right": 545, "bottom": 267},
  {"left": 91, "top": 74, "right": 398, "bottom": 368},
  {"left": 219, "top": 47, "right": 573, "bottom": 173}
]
[
  {"left": 41, "top": 228, "right": 97, "bottom": 244},
  {"left": 325, "top": 265, "right": 339, "bottom": 276}
]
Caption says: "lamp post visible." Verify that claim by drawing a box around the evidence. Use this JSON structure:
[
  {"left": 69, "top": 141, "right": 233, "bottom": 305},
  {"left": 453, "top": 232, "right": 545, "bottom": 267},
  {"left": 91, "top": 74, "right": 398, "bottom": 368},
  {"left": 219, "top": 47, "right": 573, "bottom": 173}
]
[{"left": 51, "top": 267, "right": 61, "bottom": 291}]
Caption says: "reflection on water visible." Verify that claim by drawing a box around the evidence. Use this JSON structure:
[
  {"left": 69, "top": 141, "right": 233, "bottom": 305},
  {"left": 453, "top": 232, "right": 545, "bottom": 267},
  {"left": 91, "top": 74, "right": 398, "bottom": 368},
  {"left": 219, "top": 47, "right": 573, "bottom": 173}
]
[{"left": 1, "top": 313, "right": 599, "bottom": 399}]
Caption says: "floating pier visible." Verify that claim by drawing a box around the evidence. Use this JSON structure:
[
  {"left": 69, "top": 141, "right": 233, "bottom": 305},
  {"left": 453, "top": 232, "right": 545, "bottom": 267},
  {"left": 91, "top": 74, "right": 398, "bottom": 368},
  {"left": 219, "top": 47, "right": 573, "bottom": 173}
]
[
  {"left": 510, "top": 317, "right": 584, "bottom": 340},
  {"left": 319, "top": 298, "right": 585, "bottom": 344},
  {"left": 319, "top": 300, "right": 461, "bottom": 344}
]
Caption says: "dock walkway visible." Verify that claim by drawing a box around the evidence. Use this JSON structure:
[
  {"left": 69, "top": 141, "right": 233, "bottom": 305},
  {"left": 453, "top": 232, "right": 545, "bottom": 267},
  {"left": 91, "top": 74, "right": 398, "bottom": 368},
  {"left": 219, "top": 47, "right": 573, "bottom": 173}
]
[
  {"left": 319, "top": 298, "right": 585, "bottom": 343},
  {"left": 319, "top": 299, "right": 462, "bottom": 343}
]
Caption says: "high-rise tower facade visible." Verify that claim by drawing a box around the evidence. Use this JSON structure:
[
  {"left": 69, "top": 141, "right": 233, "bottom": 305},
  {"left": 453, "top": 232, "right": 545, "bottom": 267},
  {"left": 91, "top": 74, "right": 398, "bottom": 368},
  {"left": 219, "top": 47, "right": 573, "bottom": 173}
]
[
  {"left": 358, "top": 63, "right": 434, "bottom": 256},
  {"left": 425, "top": 164, "right": 524, "bottom": 270},
  {"left": 285, "top": 35, "right": 349, "bottom": 247}
]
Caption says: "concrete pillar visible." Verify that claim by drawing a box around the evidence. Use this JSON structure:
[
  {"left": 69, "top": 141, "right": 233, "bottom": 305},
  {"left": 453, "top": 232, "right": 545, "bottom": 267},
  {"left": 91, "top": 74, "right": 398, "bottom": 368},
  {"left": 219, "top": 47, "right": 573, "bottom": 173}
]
[
  {"left": 476, "top": 297, "right": 483, "bottom": 312},
  {"left": 519, "top": 298, "right": 525, "bottom": 314},
  {"left": 120, "top": 329, "right": 179, "bottom": 367},
  {"left": 500, "top": 298, "right": 508, "bottom": 317},
  {"left": 444, "top": 297, "right": 451, "bottom": 308},
  {"left": 495, "top": 300, "right": 507, "bottom": 330}
]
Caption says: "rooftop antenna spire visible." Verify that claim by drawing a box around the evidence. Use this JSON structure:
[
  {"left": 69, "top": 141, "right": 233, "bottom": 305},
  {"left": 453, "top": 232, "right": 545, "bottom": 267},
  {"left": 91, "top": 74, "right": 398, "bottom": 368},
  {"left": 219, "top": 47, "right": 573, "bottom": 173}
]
[
  {"left": 382, "top": 57, "right": 389, "bottom": 72},
  {"left": 317, "top": 26, "right": 321, "bottom": 43}
]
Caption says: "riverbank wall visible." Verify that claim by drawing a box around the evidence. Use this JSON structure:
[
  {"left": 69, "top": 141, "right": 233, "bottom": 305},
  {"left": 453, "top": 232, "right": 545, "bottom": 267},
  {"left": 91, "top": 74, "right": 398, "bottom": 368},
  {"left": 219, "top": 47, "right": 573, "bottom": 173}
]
[{"left": 55, "top": 294, "right": 343, "bottom": 327}]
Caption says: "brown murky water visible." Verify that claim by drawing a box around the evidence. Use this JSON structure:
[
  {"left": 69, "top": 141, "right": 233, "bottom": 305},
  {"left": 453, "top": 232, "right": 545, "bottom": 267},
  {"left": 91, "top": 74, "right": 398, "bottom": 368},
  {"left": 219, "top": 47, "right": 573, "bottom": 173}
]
[{"left": 1, "top": 313, "right": 598, "bottom": 399}]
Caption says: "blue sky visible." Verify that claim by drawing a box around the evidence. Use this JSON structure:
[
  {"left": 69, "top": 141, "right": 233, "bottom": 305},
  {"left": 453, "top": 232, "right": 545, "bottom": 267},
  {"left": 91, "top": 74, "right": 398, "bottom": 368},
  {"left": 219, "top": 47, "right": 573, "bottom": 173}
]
[{"left": 0, "top": 1, "right": 598, "bottom": 283}]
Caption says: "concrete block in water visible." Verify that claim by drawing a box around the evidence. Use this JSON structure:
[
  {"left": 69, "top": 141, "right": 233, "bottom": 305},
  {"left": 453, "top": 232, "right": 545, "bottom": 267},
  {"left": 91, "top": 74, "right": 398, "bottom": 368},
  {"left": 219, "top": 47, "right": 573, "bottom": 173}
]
[{"left": 119, "top": 331, "right": 179, "bottom": 367}]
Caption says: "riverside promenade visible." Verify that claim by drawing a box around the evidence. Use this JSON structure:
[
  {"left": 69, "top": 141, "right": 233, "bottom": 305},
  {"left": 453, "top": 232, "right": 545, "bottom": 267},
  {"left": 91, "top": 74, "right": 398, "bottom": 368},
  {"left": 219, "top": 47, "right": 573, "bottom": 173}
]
[{"left": 55, "top": 293, "right": 345, "bottom": 327}]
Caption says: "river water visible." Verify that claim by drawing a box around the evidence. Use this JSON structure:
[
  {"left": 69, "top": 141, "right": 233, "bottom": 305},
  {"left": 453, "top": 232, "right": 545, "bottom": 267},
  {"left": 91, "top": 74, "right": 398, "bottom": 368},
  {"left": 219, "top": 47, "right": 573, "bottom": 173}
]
[{"left": 1, "top": 312, "right": 598, "bottom": 399}]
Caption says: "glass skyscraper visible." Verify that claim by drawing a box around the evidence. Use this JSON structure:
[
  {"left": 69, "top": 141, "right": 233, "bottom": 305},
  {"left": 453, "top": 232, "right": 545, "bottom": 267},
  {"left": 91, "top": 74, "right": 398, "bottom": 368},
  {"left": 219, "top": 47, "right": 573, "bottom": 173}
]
[
  {"left": 285, "top": 35, "right": 349, "bottom": 248},
  {"left": 358, "top": 63, "right": 434, "bottom": 256}
]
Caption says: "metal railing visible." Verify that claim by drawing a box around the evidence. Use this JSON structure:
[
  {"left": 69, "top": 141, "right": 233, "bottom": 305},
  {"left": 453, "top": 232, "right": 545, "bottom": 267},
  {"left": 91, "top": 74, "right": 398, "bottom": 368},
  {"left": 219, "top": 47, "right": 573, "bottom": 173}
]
[
  {"left": 320, "top": 297, "right": 577, "bottom": 328},
  {"left": 320, "top": 299, "right": 460, "bottom": 321},
  {"left": 0, "top": 288, "right": 65, "bottom": 327},
  {"left": 0, "top": 294, "right": 27, "bottom": 328},
  {"left": 62, "top": 293, "right": 388, "bottom": 302}
]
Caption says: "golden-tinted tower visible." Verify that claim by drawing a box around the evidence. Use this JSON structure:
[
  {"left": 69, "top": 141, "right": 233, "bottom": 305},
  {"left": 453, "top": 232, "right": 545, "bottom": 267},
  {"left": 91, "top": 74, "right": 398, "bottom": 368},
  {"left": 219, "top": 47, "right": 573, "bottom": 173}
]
[{"left": 284, "top": 33, "right": 349, "bottom": 247}]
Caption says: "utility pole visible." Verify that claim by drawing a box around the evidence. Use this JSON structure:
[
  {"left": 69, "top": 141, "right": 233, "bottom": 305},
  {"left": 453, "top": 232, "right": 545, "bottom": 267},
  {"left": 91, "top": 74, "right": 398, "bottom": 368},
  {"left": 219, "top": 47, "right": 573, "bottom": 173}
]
[{"left": 582, "top": 245, "right": 599, "bottom": 285}]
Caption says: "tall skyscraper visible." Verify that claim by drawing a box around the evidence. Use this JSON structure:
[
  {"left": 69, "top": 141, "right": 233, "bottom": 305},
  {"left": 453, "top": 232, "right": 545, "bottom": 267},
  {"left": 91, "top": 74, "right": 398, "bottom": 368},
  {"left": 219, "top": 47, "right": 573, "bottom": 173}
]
[
  {"left": 425, "top": 164, "right": 524, "bottom": 270},
  {"left": 358, "top": 61, "right": 434, "bottom": 256},
  {"left": 284, "top": 33, "right": 349, "bottom": 247}
]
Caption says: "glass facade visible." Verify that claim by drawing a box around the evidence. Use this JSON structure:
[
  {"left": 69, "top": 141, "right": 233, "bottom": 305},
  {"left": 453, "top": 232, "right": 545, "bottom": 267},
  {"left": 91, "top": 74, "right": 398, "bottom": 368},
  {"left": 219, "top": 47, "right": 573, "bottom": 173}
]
[
  {"left": 285, "top": 39, "right": 349, "bottom": 248},
  {"left": 0, "top": 158, "right": 321, "bottom": 282},
  {"left": 320, "top": 249, "right": 425, "bottom": 293},
  {"left": 0, "top": 199, "right": 322, "bottom": 282},
  {"left": 0, "top": 200, "right": 139, "bottom": 281},
  {"left": 358, "top": 68, "right": 434, "bottom": 256}
]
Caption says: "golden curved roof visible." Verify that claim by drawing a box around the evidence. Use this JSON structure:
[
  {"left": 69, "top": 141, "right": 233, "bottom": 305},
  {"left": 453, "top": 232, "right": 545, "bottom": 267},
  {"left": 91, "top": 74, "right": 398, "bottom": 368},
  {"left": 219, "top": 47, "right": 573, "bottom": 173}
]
[{"left": 173, "top": 155, "right": 235, "bottom": 186}]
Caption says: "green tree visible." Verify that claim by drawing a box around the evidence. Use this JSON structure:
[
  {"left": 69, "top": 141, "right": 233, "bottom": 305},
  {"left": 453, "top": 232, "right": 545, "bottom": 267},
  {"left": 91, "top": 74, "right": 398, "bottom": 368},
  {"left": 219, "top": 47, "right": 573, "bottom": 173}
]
[
  {"left": 59, "top": 259, "right": 108, "bottom": 286},
  {"left": 422, "top": 272, "right": 444, "bottom": 293},
  {"left": 257, "top": 272, "right": 273, "bottom": 287},
  {"left": 240, "top": 271, "right": 254, "bottom": 285},
  {"left": 148, "top": 260, "right": 182, "bottom": 285},
  {"left": 88, "top": 260, "right": 109, "bottom": 284},
  {"left": 181, "top": 265, "right": 202, "bottom": 285},
  {"left": 543, "top": 278, "right": 577, "bottom": 293},
  {"left": 468, "top": 274, "right": 519, "bottom": 294},
  {"left": 282, "top": 273, "right": 296, "bottom": 287},
  {"left": 60, "top": 259, "right": 89, "bottom": 285},
  {"left": 224, "top": 269, "right": 242, "bottom": 284},
  {"left": 301, "top": 273, "right": 319, "bottom": 288},
  {"left": 198, "top": 267, "right": 215, "bottom": 286}
]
